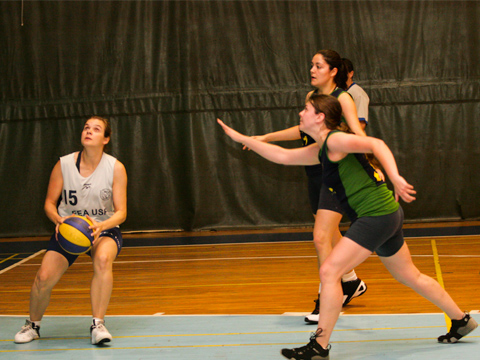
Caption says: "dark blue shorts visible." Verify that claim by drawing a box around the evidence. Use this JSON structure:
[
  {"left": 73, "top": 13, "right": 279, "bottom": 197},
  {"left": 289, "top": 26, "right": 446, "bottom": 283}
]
[
  {"left": 47, "top": 227, "right": 123, "bottom": 266},
  {"left": 344, "top": 207, "right": 404, "bottom": 257},
  {"left": 307, "top": 174, "right": 343, "bottom": 215}
]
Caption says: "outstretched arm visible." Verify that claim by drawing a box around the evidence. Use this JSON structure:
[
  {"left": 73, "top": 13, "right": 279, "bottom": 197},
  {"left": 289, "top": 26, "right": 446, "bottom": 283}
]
[
  {"left": 258, "top": 125, "right": 302, "bottom": 142},
  {"left": 242, "top": 125, "right": 301, "bottom": 150},
  {"left": 218, "top": 119, "right": 320, "bottom": 166},
  {"left": 327, "top": 132, "right": 416, "bottom": 203}
]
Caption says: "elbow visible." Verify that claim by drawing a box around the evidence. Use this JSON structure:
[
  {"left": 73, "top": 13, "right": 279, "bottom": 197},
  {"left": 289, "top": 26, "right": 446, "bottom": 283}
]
[
  {"left": 44, "top": 201, "right": 53, "bottom": 216},
  {"left": 275, "top": 152, "right": 295, "bottom": 165},
  {"left": 119, "top": 210, "right": 127, "bottom": 225},
  {"left": 372, "top": 138, "right": 387, "bottom": 153}
]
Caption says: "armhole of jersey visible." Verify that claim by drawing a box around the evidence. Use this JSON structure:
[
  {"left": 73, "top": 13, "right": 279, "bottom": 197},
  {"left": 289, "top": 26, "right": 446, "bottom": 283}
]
[{"left": 324, "top": 131, "right": 344, "bottom": 164}]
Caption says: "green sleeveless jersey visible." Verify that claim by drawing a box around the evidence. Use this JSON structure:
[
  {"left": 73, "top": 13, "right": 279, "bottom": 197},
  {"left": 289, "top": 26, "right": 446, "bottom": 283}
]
[
  {"left": 320, "top": 131, "right": 399, "bottom": 222},
  {"left": 301, "top": 88, "right": 347, "bottom": 177}
]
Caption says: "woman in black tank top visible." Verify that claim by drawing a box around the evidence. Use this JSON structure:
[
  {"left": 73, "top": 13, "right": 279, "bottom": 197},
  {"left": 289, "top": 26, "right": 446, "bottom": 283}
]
[{"left": 243, "top": 50, "right": 369, "bottom": 322}]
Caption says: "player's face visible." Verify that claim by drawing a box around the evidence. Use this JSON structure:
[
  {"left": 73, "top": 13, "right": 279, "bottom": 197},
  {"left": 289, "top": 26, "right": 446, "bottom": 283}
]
[
  {"left": 81, "top": 119, "right": 110, "bottom": 148},
  {"left": 299, "top": 102, "right": 320, "bottom": 133},
  {"left": 310, "top": 54, "right": 336, "bottom": 89}
]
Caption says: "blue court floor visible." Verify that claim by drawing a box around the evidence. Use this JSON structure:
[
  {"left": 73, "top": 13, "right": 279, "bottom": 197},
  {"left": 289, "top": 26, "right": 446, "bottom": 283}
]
[{"left": 1, "top": 313, "right": 479, "bottom": 359}]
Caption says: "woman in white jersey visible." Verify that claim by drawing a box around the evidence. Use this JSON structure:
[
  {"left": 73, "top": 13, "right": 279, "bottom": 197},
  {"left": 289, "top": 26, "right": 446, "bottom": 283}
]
[{"left": 14, "top": 116, "right": 128, "bottom": 346}]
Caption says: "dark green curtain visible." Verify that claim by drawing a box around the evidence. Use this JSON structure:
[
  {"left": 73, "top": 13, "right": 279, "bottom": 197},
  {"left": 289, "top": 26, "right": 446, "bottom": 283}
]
[{"left": 1, "top": 1, "right": 479, "bottom": 237}]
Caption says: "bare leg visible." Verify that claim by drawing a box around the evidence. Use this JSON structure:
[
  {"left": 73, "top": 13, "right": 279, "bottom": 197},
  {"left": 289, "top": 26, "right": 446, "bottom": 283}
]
[
  {"left": 312, "top": 210, "right": 343, "bottom": 268},
  {"left": 90, "top": 237, "right": 118, "bottom": 319},
  {"left": 316, "top": 237, "right": 372, "bottom": 348},
  {"left": 30, "top": 251, "right": 69, "bottom": 321},
  {"left": 380, "top": 243, "right": 464, "bottom": 320}
]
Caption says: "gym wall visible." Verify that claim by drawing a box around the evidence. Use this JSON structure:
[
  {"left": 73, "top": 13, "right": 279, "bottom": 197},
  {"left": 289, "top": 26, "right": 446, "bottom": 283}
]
[{"left": 1, "top": 1, "right": 479, "bottom": 237}]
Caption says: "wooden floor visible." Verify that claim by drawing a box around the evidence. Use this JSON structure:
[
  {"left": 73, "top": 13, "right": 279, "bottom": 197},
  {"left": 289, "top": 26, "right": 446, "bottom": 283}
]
[{"left": 1, "top": 226, "right": 479, "bottom": 317}]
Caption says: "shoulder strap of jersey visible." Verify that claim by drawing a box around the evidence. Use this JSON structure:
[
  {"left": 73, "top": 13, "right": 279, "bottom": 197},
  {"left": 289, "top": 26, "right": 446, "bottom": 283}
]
[
  {"left": 331, "top": 88, "right": 353, "bottom": 101},
  {"left": 76, "top": 150, "right": 82, "bottom": 172}
]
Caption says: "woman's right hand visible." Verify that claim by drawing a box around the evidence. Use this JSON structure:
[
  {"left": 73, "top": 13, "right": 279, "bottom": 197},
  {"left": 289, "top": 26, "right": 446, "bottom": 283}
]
[{"left": 54, "top": 214, "right": 75, "bottom": 238}]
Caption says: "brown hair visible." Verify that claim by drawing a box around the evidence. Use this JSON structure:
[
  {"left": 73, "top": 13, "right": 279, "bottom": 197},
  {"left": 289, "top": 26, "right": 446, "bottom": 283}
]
[
  {"left": 315, "top": 50, "right": 348, "bottom": 90},
  {"left": 308, "top": 94, "right": 349, "bottom": 132},
  {"left": 88, "top": 116, "right": 111, "bottom": 138}
]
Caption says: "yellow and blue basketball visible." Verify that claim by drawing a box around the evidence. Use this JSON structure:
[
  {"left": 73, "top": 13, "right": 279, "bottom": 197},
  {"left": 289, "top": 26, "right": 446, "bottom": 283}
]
[{"left": 58, "top": 215, "right": 93, "bottom": 254}]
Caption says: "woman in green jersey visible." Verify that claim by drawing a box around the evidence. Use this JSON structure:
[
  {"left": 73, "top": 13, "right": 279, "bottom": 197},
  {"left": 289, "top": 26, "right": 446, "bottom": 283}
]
[{"left": 218, "top": 93, "right": 477, "bottom": 360}]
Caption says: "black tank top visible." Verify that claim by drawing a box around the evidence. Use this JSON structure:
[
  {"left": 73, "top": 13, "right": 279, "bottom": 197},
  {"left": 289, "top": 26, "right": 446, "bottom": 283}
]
[{"left": 301, "top": 88, "right": 345, "bottom": 177}]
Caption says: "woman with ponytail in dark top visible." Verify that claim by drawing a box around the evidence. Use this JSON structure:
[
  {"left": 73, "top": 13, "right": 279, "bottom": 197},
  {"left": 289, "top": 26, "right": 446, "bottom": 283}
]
[{"left": 247, "top": 50, "right": 369, "bottom": 323}]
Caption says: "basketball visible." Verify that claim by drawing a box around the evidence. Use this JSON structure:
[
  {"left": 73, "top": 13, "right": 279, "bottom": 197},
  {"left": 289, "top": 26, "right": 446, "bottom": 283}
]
[{"left": 58, "top": 215, "right": 94, "bottom": 254}]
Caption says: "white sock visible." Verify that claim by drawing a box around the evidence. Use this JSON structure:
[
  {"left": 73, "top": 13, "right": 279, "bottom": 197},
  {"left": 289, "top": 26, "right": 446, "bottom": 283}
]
[
  {"left": 93, "top": 318, "right": 104, "bottom": 326},
  {"left": 341, "top": 270, "right": 358, "bottom": 283},
  {"left": 30, "top": 319, "right": 41, "bottom": 328},
  {"left": 318, "top": 283, "right": 322, "bottom": 293}
]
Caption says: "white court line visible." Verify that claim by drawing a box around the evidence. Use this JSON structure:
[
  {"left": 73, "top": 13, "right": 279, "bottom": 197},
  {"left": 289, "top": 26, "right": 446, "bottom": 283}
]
[
  {"left": 122, "top": 234, "right": 480, "bottom": 249},
  {"left": 14, "top": 253, "right": 480, "bottom": 266},
  {"left": 0, "top": 250, "right": 45, "bottom": 274},
  {"left": 2, "top": 311, "right": 479, "bottom": 318}
]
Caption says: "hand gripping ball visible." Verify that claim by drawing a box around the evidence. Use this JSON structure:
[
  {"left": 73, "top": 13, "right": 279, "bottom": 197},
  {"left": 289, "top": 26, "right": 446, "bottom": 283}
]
[{"left": 57, "top": 215, "right": 94, "bottom": 254}]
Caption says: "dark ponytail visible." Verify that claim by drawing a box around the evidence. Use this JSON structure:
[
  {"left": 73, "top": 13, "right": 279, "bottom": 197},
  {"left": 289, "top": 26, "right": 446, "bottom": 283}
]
[{"left": 316, "top": 49, "right": 348, "bottom": 90}]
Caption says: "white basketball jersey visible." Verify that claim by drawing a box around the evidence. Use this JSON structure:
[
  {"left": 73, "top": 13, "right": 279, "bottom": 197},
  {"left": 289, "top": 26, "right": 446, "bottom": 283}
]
[
  {"left": 57, "top": 152, "right": 116, "bottom": 222},
  {"left": 347, "top": 83, "right": 370, "bottom": 123}
]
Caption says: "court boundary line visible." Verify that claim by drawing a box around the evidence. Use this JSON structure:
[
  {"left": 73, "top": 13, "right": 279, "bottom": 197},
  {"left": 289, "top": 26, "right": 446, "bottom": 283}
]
[
  {"left": 0, "top": 250, "right": 45, "bottom": 275},
  {"left": 120, "top": 234, "right": 480, "bottom": 249},
  {"left": 11, "top": 252, "right": 480, "bottom": 267},
  {"left": 2, "top": 311, "right": 479, "bottom": 318}
]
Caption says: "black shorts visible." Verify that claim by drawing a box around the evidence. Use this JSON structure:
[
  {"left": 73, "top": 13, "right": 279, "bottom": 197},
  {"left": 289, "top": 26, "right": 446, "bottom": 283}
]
[
  {"left": 47, "top": 227, "right": 123, "bottom": 266},
  {"left": 344, "top": 207, "right": 404, "bottom": 257},
  {"left": 307, "top": 174, "right": 343, "bottom": 215}
]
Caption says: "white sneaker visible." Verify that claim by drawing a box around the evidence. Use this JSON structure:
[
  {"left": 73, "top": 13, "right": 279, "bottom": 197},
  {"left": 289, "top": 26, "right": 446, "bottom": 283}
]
[
  {"left": 304, "top": 296, "right": 320, "bottom": 324},
  {"left": 90, "top": 320, "right": 112, "bottom": 345},
  {"left": 14, "top": 319, "right": 40, "bottom": 344}
]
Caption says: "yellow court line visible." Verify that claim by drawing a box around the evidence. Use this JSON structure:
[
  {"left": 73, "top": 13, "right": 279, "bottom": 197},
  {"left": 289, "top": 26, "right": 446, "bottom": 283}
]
[
  {"left": 0, "top": 254, "right": 19, "bottom": 264},
  {"left": 0, "top": 250, "right": 45, "bottom": 275},
  {"left": 2, "top": 336, "right": 479, "bottom": 353},
  {"left": 0, "top": 325, "right": 447, "bottom": 343},
  {"left": 431, "top": 239, "right": 451, "bottom": 329}
]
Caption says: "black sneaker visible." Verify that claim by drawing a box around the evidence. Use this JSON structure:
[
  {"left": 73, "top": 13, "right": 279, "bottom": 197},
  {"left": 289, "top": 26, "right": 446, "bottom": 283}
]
[
  {"left": 281, "top": 329, "right": 330, "bottom": 359},
  {"left": 438, "top": 313, "right": 478, "bottom": 343},
  {"left": 304, "top": 295, "right": 320, "bottom": 324},
  {"left": 342, "top": 278, "right": 367, "bottom": 306}
]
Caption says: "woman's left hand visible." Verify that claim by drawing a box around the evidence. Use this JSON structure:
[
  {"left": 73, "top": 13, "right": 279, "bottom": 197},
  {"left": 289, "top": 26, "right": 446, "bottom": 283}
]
[
  {"left": 217, "top": 119, "right": 247, "bottom": 144},
  {"left": 375, "top": 168, "right": 385, "bottom": 182},
  {"left": 86, "top": 215, "right": 105, "bottom": 245},
  {"left": 392, "top": 176, "right": 416, "bottom": 203}
]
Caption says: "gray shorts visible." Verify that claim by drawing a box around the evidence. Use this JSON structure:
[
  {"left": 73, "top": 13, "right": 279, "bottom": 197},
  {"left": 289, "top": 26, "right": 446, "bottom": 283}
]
[{"left": 344, "top": 207, "right": 404, "bottom": 257}]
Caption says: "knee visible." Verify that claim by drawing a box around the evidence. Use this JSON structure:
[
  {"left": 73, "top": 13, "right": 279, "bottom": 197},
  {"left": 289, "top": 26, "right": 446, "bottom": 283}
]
[
  {"left": 319, "top": 261, "right": 340, "bottom": 284},
  {"left": 33, "top": 269, "right": 54, "bottom": 291},
  {"left": 392, "top": 268, "right": 421, "bottom": 286},
  {"left": 93, "top": 253, "right": 114, "bottom": 273},
  {"left": 313, "top": 231, "right": 332, "bottom": 252}
]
